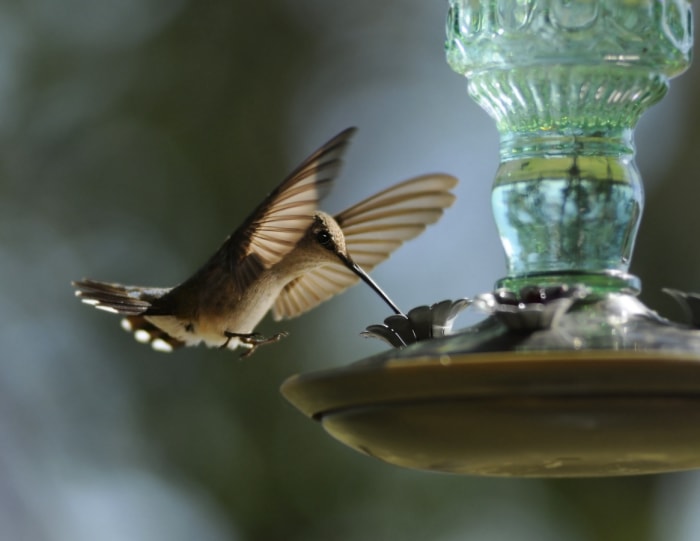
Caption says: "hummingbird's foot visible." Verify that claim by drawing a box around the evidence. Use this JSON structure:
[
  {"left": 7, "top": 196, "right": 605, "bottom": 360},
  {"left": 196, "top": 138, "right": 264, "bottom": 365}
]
[{"left": 223, "top": 330, "right": 289, "bottom": 358}]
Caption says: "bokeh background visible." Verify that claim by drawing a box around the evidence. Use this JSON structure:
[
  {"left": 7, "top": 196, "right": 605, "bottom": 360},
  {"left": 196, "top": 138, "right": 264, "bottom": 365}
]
[{"left": 2, "top": 1, "right": 700, "bottom": 540}]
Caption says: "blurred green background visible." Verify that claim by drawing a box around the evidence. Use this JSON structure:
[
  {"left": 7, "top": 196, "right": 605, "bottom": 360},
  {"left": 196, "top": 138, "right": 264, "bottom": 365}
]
[{"left": 2, "top": 1, "right": 700, "bottom": 540}]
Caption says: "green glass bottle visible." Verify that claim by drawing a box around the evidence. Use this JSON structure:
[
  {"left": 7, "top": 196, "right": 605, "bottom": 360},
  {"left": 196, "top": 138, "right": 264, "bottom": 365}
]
[{"left": 446, "top": 0, "right": 693, "bottom": 292}]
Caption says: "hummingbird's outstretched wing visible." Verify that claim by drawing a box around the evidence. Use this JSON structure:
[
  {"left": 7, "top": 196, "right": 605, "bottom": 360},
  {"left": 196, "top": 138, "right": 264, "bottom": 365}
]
[
  {"left": 272, "top": 174, "right": 458, "bottom": 320},
  {"left": 215, "top": 127, "right": 357, "bottom": 289}
]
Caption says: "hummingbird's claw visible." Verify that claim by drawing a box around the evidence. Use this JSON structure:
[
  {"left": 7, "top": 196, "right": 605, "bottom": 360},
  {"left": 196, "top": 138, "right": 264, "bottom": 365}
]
[{"left": 223, "top": 330, "right": 289, "bottom": 357}]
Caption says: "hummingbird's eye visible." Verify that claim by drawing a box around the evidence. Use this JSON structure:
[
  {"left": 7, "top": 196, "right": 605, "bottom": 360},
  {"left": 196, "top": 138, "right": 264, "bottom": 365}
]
[{"left": 316, "top": 230, "right": 333, "bottom": 248}]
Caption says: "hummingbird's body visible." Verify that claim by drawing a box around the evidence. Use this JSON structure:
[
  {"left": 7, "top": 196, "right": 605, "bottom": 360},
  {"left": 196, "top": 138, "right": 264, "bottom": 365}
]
[
  {"left": 120, "top": 212, "right": 349, "bottom": 351},
  {"left": 74, "top": 128, "right": 458, "bottom": 356}
]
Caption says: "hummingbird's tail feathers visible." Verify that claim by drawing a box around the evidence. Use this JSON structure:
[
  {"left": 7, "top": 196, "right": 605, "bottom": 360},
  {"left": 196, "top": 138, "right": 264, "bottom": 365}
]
[
  {"left": 72, "top": 279, "right": 168, "bottom": 315},
  {"left": 120, "top": 315, "right": 185, "bottom": 352},
  {"left": 272, "top": 173, "right": 459, "bottom": 320},
  {"left": 73, "top": 279, "right": 184, "bottom": 352}
]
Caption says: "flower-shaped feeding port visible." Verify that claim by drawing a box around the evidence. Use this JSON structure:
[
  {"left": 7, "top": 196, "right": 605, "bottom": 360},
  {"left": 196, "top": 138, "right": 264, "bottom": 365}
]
[
  {"left": 282, "top": 0, "right": 700, "bottom": 477},
  {"left": 362, "top": 299, "right": 471, "bottom": 347}
]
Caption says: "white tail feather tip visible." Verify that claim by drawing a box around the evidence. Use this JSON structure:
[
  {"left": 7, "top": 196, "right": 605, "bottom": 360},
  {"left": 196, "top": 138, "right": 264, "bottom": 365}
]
[
  {"left": 151, "top": 338, "right": 174, "bottom": 353},
  {"left": 134, "top": 329, "right": 151, "bottom": 343},
  {"left": 95, "top": 304, "right": 119, "bottom": 314}
]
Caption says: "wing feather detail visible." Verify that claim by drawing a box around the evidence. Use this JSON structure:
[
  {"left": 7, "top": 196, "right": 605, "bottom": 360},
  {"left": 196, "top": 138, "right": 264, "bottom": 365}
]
[
  {"left": 220, "top": 127, "right": 357, "bottom": 287},
  {"left": 272, "top": 174, "right": 458, "bottom": 320},
  {"left": 273, "top": 266, "right": 357, "bottom": 320}
]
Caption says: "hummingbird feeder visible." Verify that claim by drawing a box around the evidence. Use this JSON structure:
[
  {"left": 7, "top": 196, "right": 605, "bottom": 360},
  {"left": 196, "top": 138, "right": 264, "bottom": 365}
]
[{"left": 281, "top": 0, "right": 697, "bottom": 477}]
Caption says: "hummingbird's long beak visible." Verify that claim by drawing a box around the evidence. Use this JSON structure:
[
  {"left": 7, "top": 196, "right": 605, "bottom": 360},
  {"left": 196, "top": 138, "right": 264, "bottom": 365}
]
[{"left": 339, "top": 254, "right": 405, "bottom": 317}]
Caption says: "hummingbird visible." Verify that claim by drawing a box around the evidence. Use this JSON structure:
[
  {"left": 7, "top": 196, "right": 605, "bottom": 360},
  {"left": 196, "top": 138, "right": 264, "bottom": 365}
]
[{"left": 73, "top": 127, "right": 458, "bottom": 357}]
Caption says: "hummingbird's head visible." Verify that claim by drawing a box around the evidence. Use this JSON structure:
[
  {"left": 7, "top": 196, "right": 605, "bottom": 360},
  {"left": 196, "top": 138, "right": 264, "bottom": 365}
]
[
  {"left": 309, "top": 211, "right": 349, "bottom": 262},
  {"left": 307, "top": 212, "right": 404, "bottom": 317}
]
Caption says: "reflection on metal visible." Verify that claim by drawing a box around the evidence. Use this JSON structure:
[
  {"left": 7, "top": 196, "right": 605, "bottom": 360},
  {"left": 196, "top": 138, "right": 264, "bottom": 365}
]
[
  {"left": 362, "top": 299, "right": 471, "bottom": 347},
  {"left": 664, "top": 288, "right": 700, "bottom": 328},
  {"left": 474, "top": 285, "right": 589, "bottom": 332}
]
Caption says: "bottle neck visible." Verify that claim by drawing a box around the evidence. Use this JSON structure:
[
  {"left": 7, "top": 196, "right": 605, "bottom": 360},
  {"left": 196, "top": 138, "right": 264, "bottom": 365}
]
[{"left": 467, "top": 67, "right": 665, "bottom": 294}]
